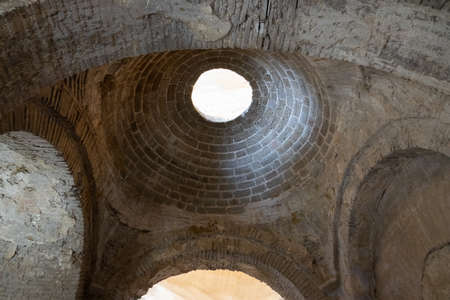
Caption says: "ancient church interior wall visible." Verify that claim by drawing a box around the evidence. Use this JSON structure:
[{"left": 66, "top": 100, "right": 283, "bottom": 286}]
[
  {"left": 338, "top": 149, "right": 450, "bottom": 299},
  {"left": 0, "top": 132, "right": 84, "bottom": 299},
  {"left": 0, "top": 0, "right": 449, "bottom": 299},
  {"left": 0, "top": 0, "right": 449, "bottom": 113}
]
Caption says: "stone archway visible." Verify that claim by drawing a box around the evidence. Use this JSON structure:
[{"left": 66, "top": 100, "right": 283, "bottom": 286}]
[
  {"left": 101, "top": 229, "right": 329, "bottom": 300},
  {"left": 333, "top": 117, "right": 450, "bottom": 298},
  {"left": 338, "top": 148, "right": 450, "bottom": 299},
  {"left": 0, "top": 83, "right": 100, "bottom": 298}
]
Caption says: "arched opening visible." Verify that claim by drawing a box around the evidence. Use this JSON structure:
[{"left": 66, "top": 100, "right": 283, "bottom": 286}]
[
  {"left": 0, "top": 131, "right": 84, "bottom": 299},
  {"left": 191, "top": 68, "right": 253, "bottom": 123},
  {"left": 345, "top": 149, "right": 450, "bottom": 299},
  {"left": 104, "top": 230, "right": 328, "bottom": 300},
  {"left": 140, "top": 269, "right": 283, "bottom": 300}
]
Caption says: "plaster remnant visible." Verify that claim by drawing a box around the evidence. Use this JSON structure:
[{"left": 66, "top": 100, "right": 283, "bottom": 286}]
[
  {"left": 0, "top": 141, "right": 76, "bottom": 245},
  {"left": 0, "top": 131, "right": 83, "bottom": 299},
  {"left": 130, "top": 0, "right": 231, "bottom": 41},
  {"left": 423, "top": 244, "right": 450, "bottom": 300},
  {"left": 3, "top": 241, "right": 16, "bottom": 260},
  {"left": 0, "top": 0, "right": 38, "bottom": 15}
]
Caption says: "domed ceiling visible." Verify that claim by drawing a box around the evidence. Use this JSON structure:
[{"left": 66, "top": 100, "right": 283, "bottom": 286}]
[{"left": 103, "top": 49, "right": 335, "bottom": 213}]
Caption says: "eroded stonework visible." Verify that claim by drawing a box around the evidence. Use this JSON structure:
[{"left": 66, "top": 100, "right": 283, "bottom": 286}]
[
  {"left": 0, "top": 132, "right": 83, "bottom": 300},
  {"left": 423, "top": 244, "right": 450, "bottom": 300},
  {"left": 0, "top": 1, "right": 449, "bottom": 299}
]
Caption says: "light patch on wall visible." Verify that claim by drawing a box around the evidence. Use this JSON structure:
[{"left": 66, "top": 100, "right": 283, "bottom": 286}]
[
  {"left": 0, "top": 131, "right": 83, "bottom": 298},
  {"left": 116, "top": 0, "right": 231, "bottom": 41},
  {"left": 0, "top": 132, "right": 79, "bottom": 246},
  {"left": 0, "top": 1, "right": 38, "bottom": 15},
  {"left": 191, "top": 69, "right": 253, "bottom": 123},
  {"left": 140, "top": 269, "right": 283, "bottom": 300}
]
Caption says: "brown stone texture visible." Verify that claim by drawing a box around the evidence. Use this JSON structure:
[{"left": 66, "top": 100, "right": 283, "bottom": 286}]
[
  {"left": 0, "top": 132, "right": 84, "bottom": 299},
  {"left": 0, "top": 1, "right": 449, "bottom": 300},
  {"left": 423, "top": 244, "right": 450, "bottom": 300},
  {"left": 102, "top": 49, "right": 334, "bottom": 214},
  {"left": 340, "top": 149, "right": 450, "bottom": 299}
]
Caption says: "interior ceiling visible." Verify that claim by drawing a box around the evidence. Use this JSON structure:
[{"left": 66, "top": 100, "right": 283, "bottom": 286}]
[
  {"left": 102, "top": 49, "right": 334, "bottom": 214},
  {"left": 0, "top": 0, "right": 449, "bottom": 114},
  {"left": 0, "top": 1, "right": 449, "bottom": 300}
]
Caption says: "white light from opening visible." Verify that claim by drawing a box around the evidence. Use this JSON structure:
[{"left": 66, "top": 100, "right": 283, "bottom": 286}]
[
  {"left": 191, "top": 69, "right": 253, "bottom": 123},
  {"left": 140, "top": 270, "right": 283, "bottom": 300}
]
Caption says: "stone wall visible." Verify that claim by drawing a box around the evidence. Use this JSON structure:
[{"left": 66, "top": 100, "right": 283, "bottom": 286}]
[
  {"left": 340, "top": 149, "right": 450, "bottom": 299},
  {"left": 0, "top": 0, "right": 449, "bottom": 114},
  {"left": 0, "top": 132, "right": 84, "bottom": 299},
  {"left": 0, "top": 46, "right": 446, "bottom": 298},
  {"left": 0, "top": 2, "right": 448, "bottom": 297}
]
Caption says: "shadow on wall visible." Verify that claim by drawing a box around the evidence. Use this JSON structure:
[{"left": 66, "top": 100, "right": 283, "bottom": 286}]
[
  {"left": 345, "top": 148, "right": 450, "bottom": 299},
  {"left": 0, "top": 131, "right": 84, "bottom": 299}
]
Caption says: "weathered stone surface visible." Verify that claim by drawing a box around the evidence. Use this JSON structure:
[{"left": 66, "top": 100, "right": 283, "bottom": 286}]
[
  {"left": 0, "top": 0, "right": 449, "bottom": 113},
  {"left": 0, "top": 2, "right": 449, "bottom": 299},
  {"left": 0, "top": 50, "right": 447, "bottom": 299},
  {"left": 117, "top": 0, "right": 231, "bottom": 41},
  {"left": 0, "top": 0, "right": 38, "bottom": 14},
  {"left": 423, "top": 244, "right": 450, "bottom": 300},
  {"left": 0, "top": 132, "right": 83, "bottom": 300},
  {"left": 337, "top": 148, "right": 450, "bottom": 299},
  {"left": 373, "top": 154, "right": 450, "bottom": 299}
]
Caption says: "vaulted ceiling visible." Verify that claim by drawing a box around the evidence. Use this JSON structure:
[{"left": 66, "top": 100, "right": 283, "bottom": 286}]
[{"left": 0, "top": 1, "right": 449, "bottom": 299}]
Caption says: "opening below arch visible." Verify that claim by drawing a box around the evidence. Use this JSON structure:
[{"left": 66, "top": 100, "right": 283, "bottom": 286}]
[{"left": 139, "top": 269, "right": 283, "bottom": 300}]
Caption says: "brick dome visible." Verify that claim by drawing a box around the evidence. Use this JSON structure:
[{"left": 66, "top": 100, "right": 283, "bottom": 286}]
[{"left": 104, "top": 49, "right": 335, "bottom": 213}]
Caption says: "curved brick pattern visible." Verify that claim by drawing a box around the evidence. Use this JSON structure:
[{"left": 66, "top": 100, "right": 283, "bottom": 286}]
[
  {"left": 106, "top": 232, "right": 328, "bottom": 300},
  {"left": 0, "top": 75, "right": 99, "bottom": 298},
  {"left": 104, "top": 49, "right": 335, "bottom": 213}
]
